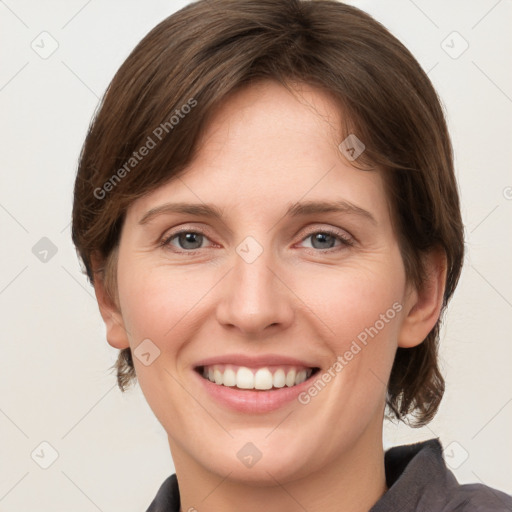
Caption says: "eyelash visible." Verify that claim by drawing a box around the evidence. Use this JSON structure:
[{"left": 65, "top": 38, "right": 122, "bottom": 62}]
[{"left": 159, "top": 226, "right": 354, "bottom": 254}]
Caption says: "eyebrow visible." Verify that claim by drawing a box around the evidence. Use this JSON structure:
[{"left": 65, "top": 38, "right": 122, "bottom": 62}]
[{"left": 138, "top": 199, "right": 377, "bottom": 226}]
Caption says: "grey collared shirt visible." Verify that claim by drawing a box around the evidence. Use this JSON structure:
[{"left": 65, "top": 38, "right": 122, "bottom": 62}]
[{"left": 146, "top": 439, "right": 512, "bottom": 511}]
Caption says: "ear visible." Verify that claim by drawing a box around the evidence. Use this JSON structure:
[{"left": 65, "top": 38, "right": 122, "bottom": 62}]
[
  {"left": 90, "top": 252, "right": 130, "bottom": 350},
  {"left": 398, "top": 247, "right": 447, "bottom": 348}
]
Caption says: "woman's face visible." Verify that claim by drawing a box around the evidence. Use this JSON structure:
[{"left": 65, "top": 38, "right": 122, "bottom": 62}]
[{"left": 113, "top": 80, "right": 415, "bottom": 483}]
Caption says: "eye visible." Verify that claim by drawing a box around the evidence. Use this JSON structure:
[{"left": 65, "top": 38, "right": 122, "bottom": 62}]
[
  {"left": 160, "top": 229, "right": 213, "bottom": 252},
  {"left": 298, "top": 229, "right": 354, "bottom": 251}
]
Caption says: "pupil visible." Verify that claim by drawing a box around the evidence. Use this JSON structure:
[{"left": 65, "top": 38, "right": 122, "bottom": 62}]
[
  {"left": 181, "top": 232, "right": 202, "bottom": 249},
  {"left": 313, "top": 233, "right": 334, "bottom": 249}
]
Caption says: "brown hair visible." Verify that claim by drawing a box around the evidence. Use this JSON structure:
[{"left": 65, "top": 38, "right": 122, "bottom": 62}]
[{"left": 72, "top": 0, "right": 464, "bottom": 426}]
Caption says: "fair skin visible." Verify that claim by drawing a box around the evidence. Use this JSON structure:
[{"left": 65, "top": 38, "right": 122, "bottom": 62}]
[{"left": 93, "top": 80, "right": 446, "bottom": 512}]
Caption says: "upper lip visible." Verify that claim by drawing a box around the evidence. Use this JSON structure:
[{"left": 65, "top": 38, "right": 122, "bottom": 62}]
[{"left": 194, "top": 354, "right": 319, "bottom": 369}]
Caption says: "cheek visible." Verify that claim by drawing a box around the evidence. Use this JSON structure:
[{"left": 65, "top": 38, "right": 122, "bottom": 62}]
[
  {"left": 295, "top": 257, "right": 405, "bottom": 344},
  {"left": 291, "top": 253, "right": 406, "bottom": 409},
  {"left": 116, "top": 261, "right": 212, "bottom": 417},
  {"left": 117, "top": 259, "right": 217, "bottom": 352}
]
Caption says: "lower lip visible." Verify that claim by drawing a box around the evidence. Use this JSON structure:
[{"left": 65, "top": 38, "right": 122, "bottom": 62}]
[{"left": 193, "top": 369, "right": 319, "bottom": 413}]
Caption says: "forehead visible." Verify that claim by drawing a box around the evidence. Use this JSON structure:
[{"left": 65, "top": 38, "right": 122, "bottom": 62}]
[{"left": 127, "top": 80, "right": 390, "bottom": 227}]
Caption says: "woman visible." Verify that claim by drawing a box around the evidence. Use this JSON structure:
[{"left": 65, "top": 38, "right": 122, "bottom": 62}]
[{"left": 71, "top": 0, "right": 512, "bottom": 510}]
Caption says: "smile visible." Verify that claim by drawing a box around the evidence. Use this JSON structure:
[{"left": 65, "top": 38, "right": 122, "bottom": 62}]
[{"left": 196, "top": 364, "right": 320, "bottom": 391}]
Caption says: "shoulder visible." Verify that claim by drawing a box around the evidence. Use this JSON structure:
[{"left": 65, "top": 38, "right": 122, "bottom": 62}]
[
  {"left": 444, "top": 482, "right": 512, "bottom": 511},
  {"left": 373, "top": 438, "right": 512, "bottom": 512},
  {"left": 145, "top": 474, "right": 180, "bottom": 512}
]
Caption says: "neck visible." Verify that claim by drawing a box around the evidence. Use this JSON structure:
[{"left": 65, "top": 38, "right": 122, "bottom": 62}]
[{"left": 170, "top": 421, "right": 387, "bottom": 512}]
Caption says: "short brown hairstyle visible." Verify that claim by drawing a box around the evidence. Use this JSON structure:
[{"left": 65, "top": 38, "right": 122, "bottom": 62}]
[{"left": 72, "top": 0, "right": 464, "bottom": 427}]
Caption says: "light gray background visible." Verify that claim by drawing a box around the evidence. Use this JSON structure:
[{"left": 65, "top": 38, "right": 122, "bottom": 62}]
[{"left": 1, "top": 0, "right": 511, "bottom": 510}]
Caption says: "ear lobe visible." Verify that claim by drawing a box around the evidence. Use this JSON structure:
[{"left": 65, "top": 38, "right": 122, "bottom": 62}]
[
  {"left": 398, "top": 248, "right": 447, "bottom": 348},
  {"left": 90, "top": 252, "right": 130, "bottom": 350}
]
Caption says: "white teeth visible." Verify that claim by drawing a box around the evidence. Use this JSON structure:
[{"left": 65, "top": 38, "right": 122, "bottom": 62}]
[
  {"left": 295, "top": 369, "right": 307, "bottom": 385},
  {"left": 223, "top": 367, "right": 237, "bottom": 387},
  {"left": 236, "top": 367, "right": 255, "bottom": 389},
  {"left": 285, "top": 369, "right": 296, "bottom": 387},
  {"left": 273, "top": 369, "right": 286, "bottom": 388},
  {"left": 201, "top": 364, "right": 314, "bottom": 390},
  {"left": 254, "top": 368, "right": 273, "bottom": 390},
  {"left": 214, "top": 368, "right": 223, "bottom": 385}
]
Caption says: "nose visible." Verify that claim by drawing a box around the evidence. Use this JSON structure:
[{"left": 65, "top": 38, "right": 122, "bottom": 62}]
[{"left": 215, "top": 243, "right": 294, "bottom": 337}]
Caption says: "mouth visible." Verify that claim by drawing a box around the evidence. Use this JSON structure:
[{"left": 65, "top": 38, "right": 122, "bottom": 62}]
[{"left": 194, "top": 364, "right": 321, "bottom": 391}]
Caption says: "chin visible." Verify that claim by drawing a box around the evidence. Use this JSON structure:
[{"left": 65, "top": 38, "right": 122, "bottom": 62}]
[{"left": 194, "top": 438, "right": 321, "bottom": 486}]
